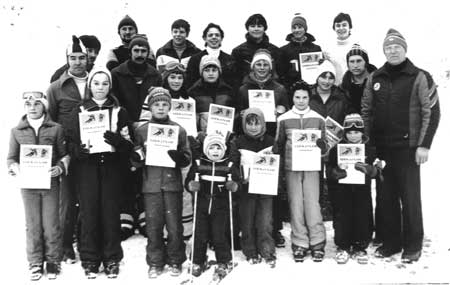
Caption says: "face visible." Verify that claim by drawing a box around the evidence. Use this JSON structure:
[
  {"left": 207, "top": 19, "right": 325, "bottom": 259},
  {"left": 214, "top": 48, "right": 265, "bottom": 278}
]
[
  {"left": 384, "top": 44, "right": 407, "bottom": 65},
  {"left": 207, "top": 144, "right": 224, "bottom": 160},
  {"left": 202, "top": 66, "right": 220, "bottom": 83},
  {"left": 317, "top": 72, "right": 335, "bottom": 92},
  {"left": 253, "top": 60, "right": 271, "bottom": 78},
  {"left": 291, "top": 24, "right": 306, "bottom": 40},
  {"left": 204, "top": 27, "right": 222, "bottom": 49},
  {"left": 248, "top": 24, "right": 265, "bottom": 40},
  {"left": 131, "top": 45, "right": 149, "bottom": 64},
  {"left": 345, "top": 130, "right": 363, "bottom": 143},
  {"left": 90, "top": 72, "right": 110, "bottom": 100},
  {"left": 292, "top": 90, "right": 310, "bottom": 111},
  {"left": 150, "top": 101, "right": 170, "bottom": 120},
  {"left": 172, "top": 27, "right": 187, "bottom": 46},
  {"left": 119, "top": 25, "right": 137, "bottom": 43},
  {"left": 245, "top": 120, "right": 263, "bottom": 137},
  {"left": 334, "top": 21, "right": 350, "bottom": 40},
  {"left": 348, "top": 55, "right": 366, "bottom": 76},
  {"left": 67, "top": 52, "right": 87, "bottom": 77},
  {"left": 25, "top": 100, "right": 45, "bottom": 119},
  {"left": 167, "top": 73, "right": 184, "bottom": 91},
  {"left": 85, "top": 48, "right": 99, "bottom": 65}
]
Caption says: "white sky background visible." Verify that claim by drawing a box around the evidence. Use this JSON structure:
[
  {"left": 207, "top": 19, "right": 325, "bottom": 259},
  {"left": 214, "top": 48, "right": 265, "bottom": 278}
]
[{"left": 0, "top": 0, "right": 449, "bottom": 281}]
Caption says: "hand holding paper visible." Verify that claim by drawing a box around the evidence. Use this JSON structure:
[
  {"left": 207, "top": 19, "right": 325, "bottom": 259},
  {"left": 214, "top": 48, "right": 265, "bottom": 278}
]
[
  {"left": 49, "top": 166, "right": 63, "bottom": 178},
  {"left": 354, "top": 162, "right": 378, "bottom": 178},
  {"left": 167, "top": 150, "right": 189, "bottom": 167},
  {"left": 8, "top": 163, "right": 19, "bottom": 176}
]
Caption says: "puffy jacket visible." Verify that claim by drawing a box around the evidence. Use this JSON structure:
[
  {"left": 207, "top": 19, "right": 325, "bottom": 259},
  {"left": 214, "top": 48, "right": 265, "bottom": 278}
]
[
  {"left": 340, "top": 64, "right": 377, "bottom": 114},
  {"left": 361, "top": 58, "right": 440, "bottom": 149},
  {"left": 156, "top": 40, "right": 201, "bottom": 71},
  {"left": 187, "top": 79, "right": 234, "bottom": 113},
  {"left": 279, "top": 33, "right": 322, "bottom": 89},
  {"left": 309, "top": 85, "right": 352, "bottom": 125}
]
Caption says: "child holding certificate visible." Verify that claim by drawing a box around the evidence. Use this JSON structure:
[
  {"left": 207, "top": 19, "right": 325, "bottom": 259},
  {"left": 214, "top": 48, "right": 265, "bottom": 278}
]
[
  {"left": 326, "top": 113, "right": 382, "bottom": 264},
  {"left": 273, "top": 81, "right": 328, "bottom": 262},
  {"left": 7, "top": 91, "right": 69, "bottom": 281},
  {"left": 68, "top": 66, "right": 133, "bottom": 279}
]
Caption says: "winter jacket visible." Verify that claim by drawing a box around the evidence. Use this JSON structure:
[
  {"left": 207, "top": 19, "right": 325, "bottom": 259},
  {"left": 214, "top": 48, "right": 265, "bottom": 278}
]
[
  {"left": 361, "top": 58, "right": 440, "bottom": 149},
  {"left": 309, "top": 85, "right": 352, "bottom": 125},
  {"left": 340, "top": 64, "right": 377, "bottom": 114},
  {"left": 50, "top": 63, "right": 94, "bottom": 83},
  {"left": 185, "top": 50, "right": 236, "bottom": 90},
  {"left": 279, "top": 33, "right": 322, "bottom": 89},
  {"left": 111, "top": 60, "right": 162, "bottom": 122},
  {"left": 231, "top": 33, "right": 281, "bottom": 86},
  {"left": 106, "top": 45, "right": 156, "bottom": 71},
  {"left": 133, "top": 118, "right": 191, "bottom": 193},
  {"left": 188, "top": 79, "right": 234, "bottom": 114},
  {"left": 156, "top": 40, "right": 201, "bottom": 71},
  {"left": 273, "top": 107, "right": 325, "bottom": 171}
]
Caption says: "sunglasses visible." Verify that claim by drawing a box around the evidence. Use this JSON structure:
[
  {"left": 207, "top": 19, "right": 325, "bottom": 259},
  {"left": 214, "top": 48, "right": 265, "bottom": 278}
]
[
  {"left": 343, "top": 120, "right": 364, "bottom": 129},
  {"left": 22, "top": 91, "right": 46, "bottom": 100}
]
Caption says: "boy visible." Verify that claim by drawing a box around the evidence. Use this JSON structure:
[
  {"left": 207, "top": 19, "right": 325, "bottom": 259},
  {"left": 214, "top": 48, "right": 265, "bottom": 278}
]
[
  {"left": 273, "top": 82, "right": 327, "bottom": 262},
  {"left": 132, "top": 87, "right": 191, "bottom": 278},
  {"left": 230, "top": 108, "right": 276, "bottom": 267},
  {"left": 185, "top": 133, "right": 239, "bottom": 279},
  {"left": 7, "top": 91, "right": 69, "bottom": 280},
  {"left": 327, "top": 113, "right": 380, "bottom": 264}
]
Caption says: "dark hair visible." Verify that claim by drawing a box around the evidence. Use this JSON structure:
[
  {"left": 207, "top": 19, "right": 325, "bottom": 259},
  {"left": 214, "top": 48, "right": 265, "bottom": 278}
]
[
  {"left": 202, "top": 23, "right": 224, "bottom": 39},
  {"left": 245, "top": 13, "right": 268, "bottom": 31},
  {"left": 318, "top": 71, "right": 336, "bottom": 80},
  {"left": 332, "top": 12, "right": 352, "bottom": 30},
  {"left": 291, "top": 80, "right": 311, "bottom": 97},
  {"left": 245, "top": 113, "right": 261, "bottom": 125},
  {"left": 171, "top": 19, "right": 190, "bottom": 36},
  {"left": 80, "top": 35, "right": 101, "bottom": 52}
]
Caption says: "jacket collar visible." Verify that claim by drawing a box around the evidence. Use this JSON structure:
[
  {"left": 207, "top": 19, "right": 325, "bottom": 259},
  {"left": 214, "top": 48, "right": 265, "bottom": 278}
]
[
  {"left": 245, "top": 33, "right": 270, "bottom": 46},
  {"left": 284, "top": 32, "right": 316, "bottom": 44},
  {"left": 17, "top": 114, "right": 57, "bottom": 130},
  {"left": 81, "top": 95, "right": 119, "bottom": 111},
  {"left": 310, "top": 85, "right": 343, "bottom": 102},
  {"left": 59, "top": 70, "right": 88, "bottom": 86},
  {"left": 341, "top": 64, "right": 377, "bottom": 90},
  {"left": 375, "top": 58, "right": 417, "bottom": 77},
  {"left": 115, "top": 59, "right": 158, "bottom": 77},
  {"left": 161, "top": 39, "right": 198, "bottom": 52}
]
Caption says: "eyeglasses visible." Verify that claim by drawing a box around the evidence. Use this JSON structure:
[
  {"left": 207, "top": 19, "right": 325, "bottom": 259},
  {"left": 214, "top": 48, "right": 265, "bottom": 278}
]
[
  {"left": 164, "top": 61, "right": 186, "bottom": 73},
  {"left": 343, "top": 120, "right": 364, "bottom": 129},
  {"left": 22, "top": 91, "right": 46, "bottom": 100}
]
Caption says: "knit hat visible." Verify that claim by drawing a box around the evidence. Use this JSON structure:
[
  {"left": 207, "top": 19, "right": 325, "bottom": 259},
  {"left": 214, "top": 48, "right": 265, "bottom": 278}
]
[
  {"left": 346, "top": 43, "right": 369, "bottom": 64},
  {"left": 383, "top": 28, "right": 407, "bottom": 51},
  {"left": 162, "top": 61, "right": 186, "bottom": 82},
  {"left": 203, "top": 132, "right": 227, "bottom": 160},
  {"left": 118, "top": 15, "right": 138, "bottom": 33},
  {"left": 199, "top": 55, "right": 222, "bottom": 74},
  {"left": 291, "top": 13, "right": 307, "bottom": 31},
  {"left": 316, "top": 60, "right": 336, "bottom": 79},
  {"left": 343, "top": 113, "right": 364, "bottom": 133},
  {"left": 79, "top": 35, "right": 101, "bottom": 52},
  {"left": 250, "top": 48, "right": 273, "bottom": 70},
  {"left": 88, "top": 65, "right": 112, "bottom": 89},
  {"left": 146, "top": 87, "right": 172, "bottom": 108},
  {"left": 242, "top": 108, "right": 266, "bottom": 139},
  {"left": 23, "top": 91, "right": 48, "bottom": 111},
  {"left": 245, "top": 13, "right": 268, "bottom": 30},
  {"left": 129, "top": 34, "right": 150, "bottom": 51},
  {"left": 66, "top": 35, "right": 87, "bottom": 56}
]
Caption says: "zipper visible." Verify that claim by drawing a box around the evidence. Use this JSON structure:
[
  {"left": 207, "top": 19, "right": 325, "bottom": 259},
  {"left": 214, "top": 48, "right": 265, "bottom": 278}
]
[{"left": 208, "top": 161, "right": 215, "bottom": 215}]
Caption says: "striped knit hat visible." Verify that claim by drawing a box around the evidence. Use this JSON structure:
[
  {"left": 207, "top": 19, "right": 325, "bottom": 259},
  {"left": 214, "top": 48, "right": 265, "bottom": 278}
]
[
  {"left": 66, "top": 35, "right": 87, "bottom": 56},
  {"left": 291, "top": 13, "right": 307, "bottom": 31},
  {"left": 383, "top": 28, "right": 407, "bottom": 51},
  {"left": 346, "top": 44, "right": 369, "bottom": 64}
]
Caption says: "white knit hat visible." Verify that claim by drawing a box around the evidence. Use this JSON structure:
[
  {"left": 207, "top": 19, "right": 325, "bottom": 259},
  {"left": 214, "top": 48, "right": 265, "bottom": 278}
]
[{"left": 250, "top": 49, "right": 273, "bottom": 70}]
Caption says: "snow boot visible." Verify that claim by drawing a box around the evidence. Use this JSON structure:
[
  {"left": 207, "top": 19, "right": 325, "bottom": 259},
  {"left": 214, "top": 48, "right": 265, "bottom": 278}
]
[
  {"left": 274, "top": 231, "right": 285, "bottom": 248},
  {"left": 264, "top": 255, "right": 276, "bottom": 268},
  {"left": 213, "top": 263, "right": 228, "bottom": 280},
  {"left": 354, "top": 250, "right": 369, "bottom": 264},
  {"left": 46, "top": 262, "right": 60, "bottom": 280},
  {"left": 148, "top": 266, "right": 164, "bottom": 278},
  {"left": 335, "top": 248, "right": 350, "bottom": 264},
  {"left": 104, "top": 261, "right": 120, "bottom": 278},
  {"left": 311, "top": 249, "right": 325, "bottom": 262},
  {"left": 292, "top": 245, "right": 308, "bottom": 262},
  {"left": 168, "top": 264, "right": 182, "bottom": 276},
  {"left": 246, "top": 255, "right": 262, "bottom": 265},
  {"left": 401, "top": 250, "right": 421, "bottom": 263},
  {"left": 29, "top": 263, "right": 43, "bottom": 281}
]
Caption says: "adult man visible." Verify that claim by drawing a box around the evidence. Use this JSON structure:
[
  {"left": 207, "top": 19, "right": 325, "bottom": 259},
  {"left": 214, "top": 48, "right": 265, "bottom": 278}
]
[
  {"left": 47, "top": 35, "right": 89, "bottom": 263},
  {"left": 156, "top": 19, "right": 201, "bottom": 72},
  {"left": 361, "top": 29, "right": 440, "bottom": 263},
  {"left": 111, "top": 34, "right": 162, "bottom": 239},
  {"left": 106, "top": 15, "right": 156, "bottom": 71},
  {"left": 50, "top": 35, "right": 101, "bottom": 83}
]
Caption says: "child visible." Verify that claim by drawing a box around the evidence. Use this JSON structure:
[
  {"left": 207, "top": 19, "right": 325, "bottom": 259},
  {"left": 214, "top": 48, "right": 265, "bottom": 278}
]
[
  {"left": 185, "top": 133, "right": 239, "bottom": 279},
  {"left": 7, "top": 91, "right": 69, "bottom": 280},
  {"left": 273, "top": 81, "right": 327, "bottom": 262},
  {"left": 132, "top": 87, "right": 191, "bottom": 278},
  {"left": 67, "top": 66, "right": 133, "bottom": 278},
  {"left": 327, "top": 113, "right": 379, "bottom": 264},
  {"left": 230, "top": 108, "right": 276, "bottom": 267}
]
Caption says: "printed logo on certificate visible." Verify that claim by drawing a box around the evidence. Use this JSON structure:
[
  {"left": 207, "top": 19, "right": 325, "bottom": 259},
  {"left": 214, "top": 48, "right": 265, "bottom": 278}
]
[
  {"left": 169, "top": 99, "right": 197, "bottom": 136},
  {"left": 206, "top": 104, "right": 234, "bottom": 136},
  {"left": 337, "top": 144, "right": 365, "bottom": 184},
  {"left": 20, "top": 145, "right": 52, "bottom": 189},
  {"left": 146, "top": 123, "right": 179, "bottom": 168},
  {"left": 299, "top": 52, "right": 323, "bottom": 84},
  {"left": 79, "top": 109, "right": 112, "bottom": 154},
  {"left": 291, "top": 129, "right": 321, "bottom": 171},
  {"left": 248, "top": 154, "right": 279, "bottom": 196},
  {"left": 248, "top": 90, "right": 276, "bottom": 122},
  {"left": 325, "top": 116, "right": 344, "bottom": 148}
]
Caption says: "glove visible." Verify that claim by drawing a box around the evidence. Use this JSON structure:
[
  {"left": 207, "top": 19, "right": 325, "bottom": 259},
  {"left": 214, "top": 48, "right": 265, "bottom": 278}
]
[
  {"left": 196, "top": 131, "right": 207, "bottom": 144},
  {"left": 315, "top": 138, "right": 328, "bottom": 155},
  {"left": 330, "top": 167, "right": 347, "bottom": 180},
  {"left": 168, "top": 150, "right": 190, "bottom": 167},
  {"left": 225, "top": 181, "right": 238, "bottom": 192},
  {"left": 354, "top": 162, "right": 378, "bottom": 178},
  {"left": 188, "top": 181, "right": 201, "bottom": 192},
  {"left": 104, "top": 130, "right": 125, "bottom": 147}
]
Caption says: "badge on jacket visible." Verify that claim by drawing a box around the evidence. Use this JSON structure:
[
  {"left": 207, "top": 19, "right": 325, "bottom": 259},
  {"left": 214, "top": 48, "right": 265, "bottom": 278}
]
[{"left": 373, "top": 82, "right": 380, "bottom": 91}]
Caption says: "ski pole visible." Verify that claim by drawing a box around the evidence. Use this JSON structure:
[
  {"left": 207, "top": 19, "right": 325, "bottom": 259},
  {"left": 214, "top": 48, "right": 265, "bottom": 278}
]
[
  {"left": 227, "top": 172, "right": 235, "bottom": 270},
  {"left": 189, "top": 171, "right": 200, "bottom": 284}
]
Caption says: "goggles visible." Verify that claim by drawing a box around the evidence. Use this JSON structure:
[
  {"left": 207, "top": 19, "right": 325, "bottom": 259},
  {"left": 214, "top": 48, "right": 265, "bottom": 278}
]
[
  {"left": 22, "top": 91, "right": 46, "bottom": 100},
  {"left": 343, "top": 119, "right": 364, "bottom": 129},
  {"left": 165, "top": 61, "right": 186, "bottom": 73}
]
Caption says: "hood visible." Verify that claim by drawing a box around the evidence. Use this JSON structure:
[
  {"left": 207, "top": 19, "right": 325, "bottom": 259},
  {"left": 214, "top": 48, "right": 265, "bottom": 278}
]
[{"left": 241, "top": 107, "right": 266, "bottom": 139}]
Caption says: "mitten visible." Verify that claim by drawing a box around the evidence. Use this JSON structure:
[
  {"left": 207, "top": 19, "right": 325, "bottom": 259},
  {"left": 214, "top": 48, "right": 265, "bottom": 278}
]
[
  {"left": 104, "top": 130, "right": 125, "bottom": 147},
  {"left": 225, "top": 181, "right": 239, "bottom": 192},
  {"left": 354, "top": 162, "right": 378, "bottom": 178},
  {"left": 188, "top": 181, "right": 201, "bottom": 192},
  {"left": 167, "top": 150, "right": 190, "bottom": 167},
  {"left": 196, "top": 131, "right": 207, "bottom": 144},
  {"left": 330, "top": 167, "right": 347, "bottom": 180},
  {"left": 315, "top": 138, "right": 328, "bottom": 155}
]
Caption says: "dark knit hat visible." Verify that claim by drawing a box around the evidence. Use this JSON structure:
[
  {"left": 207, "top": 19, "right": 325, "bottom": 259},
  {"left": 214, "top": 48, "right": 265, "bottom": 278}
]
[
  {"left": 118, "top": 15, "right": 138, "bottom": 33},
  {"left": 245, "top": 13, "right": 268, "bottom": 30},
  {"left": 199, "top": 55, "right": 222, "bottom": 74},
  {"left": 129, "top": 34, "right": 150, "bottom": 51},
  {"left": 343, "top": 113, "right": 364, "bottom": 133},
  {"left": 79, "top": 35, "right": 101, "bottom": 52},
  {"left": 291, "top": 13, "right": 307, "bottom": 31},
  {"left": 66, "top": 35, "right": 87, "bottom": 56},
  {"left": 147, "top": 87, "right": 172, "bottom": 108},
  {"left": 383, "top": 28, "right": 407, "bottom": 51},
  {"left": 346, "top": 44, "right": 369, "bottom": 64}
]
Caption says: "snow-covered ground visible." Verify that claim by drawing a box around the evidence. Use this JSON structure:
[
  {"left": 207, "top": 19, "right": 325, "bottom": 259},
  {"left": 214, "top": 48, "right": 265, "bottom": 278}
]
[{"left": 1, "top": 0, "right": 449, "bottom": 283}]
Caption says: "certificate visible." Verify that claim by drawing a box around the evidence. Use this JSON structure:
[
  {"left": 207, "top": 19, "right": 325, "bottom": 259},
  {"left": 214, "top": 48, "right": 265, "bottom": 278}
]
[
  {"left": 169, "top": 99, "right": 197, "bottom": 136},
  {"left": 248, "top": 90, "right": 276, "bottom": 122},
  {"left": 79, "top": 110, "right": 112, "bottom": 154},
  {"left": 146, "top": 123, "right": 179, "bottom": 168},
  {"left": 206, "top": 104, "right": 235, "bottom": 136},
  {"left": 299, "top": 52, "right": 323, "bottom": 84},
  {"left": 239, "top": 147, "right": 273, "bottom": 180},
  {"left": 248, "top": 154, "right": 279, "bottom": 196},
  {"left": 20, "top": 145, "right": 52, "bottom": 189},
  {"left": 337, "top": 144, "right": 365, "bottom": 184},
  {"left": 291, "top": 129, "right": 321, "bottom": 171},
  {"left": 325, "top": 116, "right": 344, "bottom": 149}
]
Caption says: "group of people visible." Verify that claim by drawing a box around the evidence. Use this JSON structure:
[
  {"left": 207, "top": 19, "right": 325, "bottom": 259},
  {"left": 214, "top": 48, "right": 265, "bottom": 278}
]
[{"left": 7, "top": 11, "right": 440, "bottom": 282}]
